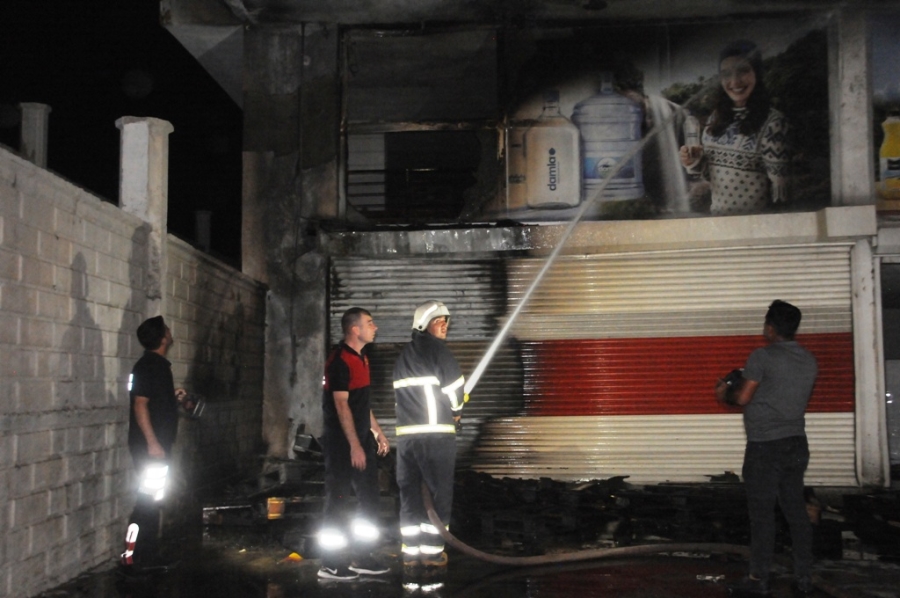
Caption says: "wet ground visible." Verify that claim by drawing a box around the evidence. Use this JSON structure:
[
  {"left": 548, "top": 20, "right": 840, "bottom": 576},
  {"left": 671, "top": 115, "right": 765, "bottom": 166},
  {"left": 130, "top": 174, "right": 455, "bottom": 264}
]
[
  {"left": 34, "top": 520, "right": 900, "bottom": 598},
  {"left": 33, "top": 468, "right": 900, "bottom": 598}
]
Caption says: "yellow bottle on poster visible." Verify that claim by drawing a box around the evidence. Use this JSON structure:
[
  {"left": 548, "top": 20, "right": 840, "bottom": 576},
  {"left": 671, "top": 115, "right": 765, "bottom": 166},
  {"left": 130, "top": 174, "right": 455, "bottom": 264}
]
[{"left": 880, "top": 110, "right": 900, "bottom": 200}]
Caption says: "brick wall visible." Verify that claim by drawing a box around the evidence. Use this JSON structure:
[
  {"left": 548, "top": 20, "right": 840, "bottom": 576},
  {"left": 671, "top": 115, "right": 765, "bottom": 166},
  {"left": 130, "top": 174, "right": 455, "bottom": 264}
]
[
  {"left": 0, "top": 146, "right": 266, "bottom": 597},
  {"left": 165, "top": 238, "right": 266, "bottom": 493}
]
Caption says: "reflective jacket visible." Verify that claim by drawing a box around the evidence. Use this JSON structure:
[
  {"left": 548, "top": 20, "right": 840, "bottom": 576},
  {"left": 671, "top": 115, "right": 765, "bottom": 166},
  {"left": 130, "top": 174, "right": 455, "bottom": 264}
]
[{"left": 393, "top": 330, "right": 465, "bottom": 436}]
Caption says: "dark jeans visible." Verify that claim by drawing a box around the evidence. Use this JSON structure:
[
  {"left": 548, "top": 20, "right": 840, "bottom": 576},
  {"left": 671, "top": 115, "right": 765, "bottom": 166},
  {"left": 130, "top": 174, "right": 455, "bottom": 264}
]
[
  {"left": 742, "top": 435, "right": 813, "bottom": 581},
  {"left": 396, "top": 435, "right": 457, "bottom": 552}
]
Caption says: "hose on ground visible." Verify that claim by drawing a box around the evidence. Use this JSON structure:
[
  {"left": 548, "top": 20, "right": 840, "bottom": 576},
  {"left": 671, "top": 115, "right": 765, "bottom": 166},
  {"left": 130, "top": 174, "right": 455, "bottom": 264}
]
[
  {"left": 421, "top": 482, "right": 749, "bottom": 566},
  {"left": 421, "top": 483, "right": 853, "bottom": 598}
]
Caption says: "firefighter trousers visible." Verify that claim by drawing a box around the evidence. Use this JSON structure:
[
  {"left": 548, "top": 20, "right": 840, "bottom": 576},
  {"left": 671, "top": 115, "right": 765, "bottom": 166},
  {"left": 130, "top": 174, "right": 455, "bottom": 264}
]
[{"left": 396, "top": 434, "right": 456, "bottom": 558}]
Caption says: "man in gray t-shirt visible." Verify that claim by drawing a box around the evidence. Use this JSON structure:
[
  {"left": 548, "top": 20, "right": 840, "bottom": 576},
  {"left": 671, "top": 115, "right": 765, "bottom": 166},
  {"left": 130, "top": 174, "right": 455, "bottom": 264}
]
[
  {"left": 716, "top": 300, "right": 817, "bottom": 597},
  {"left": 743, "top": 339, "right": 817, "bottom": 442}
]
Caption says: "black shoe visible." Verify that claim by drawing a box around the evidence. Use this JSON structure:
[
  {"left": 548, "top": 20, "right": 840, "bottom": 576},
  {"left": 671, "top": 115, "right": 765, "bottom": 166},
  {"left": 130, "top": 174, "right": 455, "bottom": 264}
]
[
  {"left": 727, "top": 576, "right": 770, "bottom": 597},
  {"left": 349, "top": 555, "right": 390, "bottom": 575},
  {"left": 318, "top": 565, "right": 359, "bottom": 581}
]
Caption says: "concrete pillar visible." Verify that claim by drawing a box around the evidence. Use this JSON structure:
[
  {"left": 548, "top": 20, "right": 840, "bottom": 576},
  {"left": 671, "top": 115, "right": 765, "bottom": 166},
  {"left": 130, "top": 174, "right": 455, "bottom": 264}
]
[
  {"left": 115, "top": 116, "right": 174, "bottom": 319},
  {"left": 19, "top": 102, "right": 51, "bottom": 167},
  {"left": 829, "top": 9, "right": 875, "bottom": 206},
  {"left": 852, "top": 239, "right": 891, "bottom": 487},
  {"left": 242, "top": 24, "right": 338, "bottom": 457}
]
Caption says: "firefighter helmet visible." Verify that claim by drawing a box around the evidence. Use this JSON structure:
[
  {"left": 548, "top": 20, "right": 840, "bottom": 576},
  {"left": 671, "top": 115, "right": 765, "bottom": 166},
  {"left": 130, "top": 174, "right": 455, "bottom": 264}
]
[{"left": 412, "top": 300, "right": 450, "bottom": 332}]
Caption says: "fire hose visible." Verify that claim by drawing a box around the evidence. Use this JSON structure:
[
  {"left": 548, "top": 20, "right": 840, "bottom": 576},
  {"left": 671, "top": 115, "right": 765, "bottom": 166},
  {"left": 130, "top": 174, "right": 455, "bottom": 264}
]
[{"left": 421, "top": 484, "right": 854, "bottom": 598}]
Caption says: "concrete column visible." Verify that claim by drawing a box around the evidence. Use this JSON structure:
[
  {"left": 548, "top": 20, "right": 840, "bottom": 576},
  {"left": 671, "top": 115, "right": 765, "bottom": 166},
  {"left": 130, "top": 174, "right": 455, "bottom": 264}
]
[
  {"left": 243, "top": 24, "right": 338, "bottom": 457},
  {"left": 115, "top": 116, "right": 174, "bottom": 319},
  {"left": 19, "top": 102, "right": 51, "bottom": 167},
  {"left": 829, "top": 9, "right": 875, "bottom": 206},
  {"left": 851, "top": 239, "right": 890, "bottom": 487}
]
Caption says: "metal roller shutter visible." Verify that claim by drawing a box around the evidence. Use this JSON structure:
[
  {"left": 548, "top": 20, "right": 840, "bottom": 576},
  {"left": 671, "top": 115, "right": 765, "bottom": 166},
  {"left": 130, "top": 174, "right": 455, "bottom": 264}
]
[
  {"left": 329, "top": 257, "right": 507, "bottom": 343},
  {"left": 468, "top": 243, "right": 856, "bottom": 484},
  {"left": 329, "top": 256, "right": 523, "bottom": 465},
  {"left": 471, "top": 413, "right": 856, "bottom": 485},
  {"left": 329, "top": 244, "right": 857, "bottom": 484},
  {"left": 506, "top": 244, "right": 852, "bottom": 339}
]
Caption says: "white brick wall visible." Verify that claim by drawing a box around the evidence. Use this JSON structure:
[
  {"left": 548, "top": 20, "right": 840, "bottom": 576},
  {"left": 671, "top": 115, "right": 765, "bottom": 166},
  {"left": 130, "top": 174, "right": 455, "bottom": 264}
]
[
  {"left": 0, "top": 146, "right": 266, "bottom": 597},
  {"left": 165, "top": 238, "right": 266, "bottom": 491}
]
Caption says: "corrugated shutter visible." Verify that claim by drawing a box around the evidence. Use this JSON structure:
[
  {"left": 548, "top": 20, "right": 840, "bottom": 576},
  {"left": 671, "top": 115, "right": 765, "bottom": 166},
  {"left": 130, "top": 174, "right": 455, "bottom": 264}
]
[
  {"left": 329, "top": 244, "right": 857, "bottom": 485},
  {"left": 329, "top": 256, "right": 522, "bottom": 465},
  {"left": 506, "top": 244, "right": 852, "bottom": 339},
  {"left": 470, "top": 413, "right": 856, "bottom": 486},
  {"left": 330, "top": 257, "right": 507, "bottom": 343},
  {"left": 467, "top": 243, "right": 856, "bottom": 485}
]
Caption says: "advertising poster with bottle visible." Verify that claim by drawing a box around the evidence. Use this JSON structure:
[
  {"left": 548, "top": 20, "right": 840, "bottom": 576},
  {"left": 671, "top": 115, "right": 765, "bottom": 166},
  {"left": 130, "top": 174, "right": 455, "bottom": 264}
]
[
  {"left": 872, "top": 13, "right": 900, "bottom": 209},
  {"left": 488, "top": 16, "right": 831, "bottom": 223}
]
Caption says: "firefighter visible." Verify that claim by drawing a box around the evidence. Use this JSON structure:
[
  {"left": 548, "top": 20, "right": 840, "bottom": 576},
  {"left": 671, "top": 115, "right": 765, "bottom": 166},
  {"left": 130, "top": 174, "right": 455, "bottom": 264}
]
[
  {"left": 317, "top": 307, "right": 391, "bottom": 581},
  {"left": 393, "top": 300, "right": 467, "bottom": 574},
  {"left": 120, "top": 316, "right": 188, "bottom": 577}
]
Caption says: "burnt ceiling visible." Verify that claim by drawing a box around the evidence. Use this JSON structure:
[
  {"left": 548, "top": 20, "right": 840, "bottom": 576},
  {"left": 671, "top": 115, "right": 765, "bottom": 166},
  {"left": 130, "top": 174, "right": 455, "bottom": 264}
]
[
  {"left": 221, "top": 0, "right": 853, "bottom": 26},
  {"left": 164, "top": 0, "right": 868, "bottom": 108}
]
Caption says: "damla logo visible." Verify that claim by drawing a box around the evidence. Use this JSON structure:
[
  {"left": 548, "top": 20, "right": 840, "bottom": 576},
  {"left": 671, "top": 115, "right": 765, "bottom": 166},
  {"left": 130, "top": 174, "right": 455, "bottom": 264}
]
[{"left": 546, "top": 148, "right": 558, "bottom": 191}]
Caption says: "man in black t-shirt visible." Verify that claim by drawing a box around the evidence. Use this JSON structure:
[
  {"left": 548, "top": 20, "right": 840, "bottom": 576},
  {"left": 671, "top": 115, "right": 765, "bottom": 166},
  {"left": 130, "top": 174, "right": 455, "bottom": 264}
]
[
  {"left": 120, "top": 316, "right": 186, "bottom": 576},
  {"left": 317, "top": 307, "right": 390, "bottom": 581}
]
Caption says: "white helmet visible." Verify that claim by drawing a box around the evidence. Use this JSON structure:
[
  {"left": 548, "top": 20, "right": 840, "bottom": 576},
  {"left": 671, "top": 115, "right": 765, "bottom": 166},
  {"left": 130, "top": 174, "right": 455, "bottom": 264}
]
[{"left": 412, "top": 300, "right": 450, "bottom": 332}]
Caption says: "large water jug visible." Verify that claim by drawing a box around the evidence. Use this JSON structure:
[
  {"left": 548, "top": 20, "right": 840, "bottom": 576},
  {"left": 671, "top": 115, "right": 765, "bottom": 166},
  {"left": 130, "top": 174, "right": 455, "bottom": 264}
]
[
  {"left": 571, "top": 73, "right": 645, "bottom": 201},
  {"left": 521, "top": 89, "right": 581, "bottom": 208}
]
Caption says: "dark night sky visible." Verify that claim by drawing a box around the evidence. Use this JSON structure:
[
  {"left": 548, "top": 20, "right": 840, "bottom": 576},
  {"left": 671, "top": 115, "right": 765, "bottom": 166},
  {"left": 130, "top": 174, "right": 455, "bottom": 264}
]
[{"left": 1, "top": 0, "right": 243, "bottom": 264}]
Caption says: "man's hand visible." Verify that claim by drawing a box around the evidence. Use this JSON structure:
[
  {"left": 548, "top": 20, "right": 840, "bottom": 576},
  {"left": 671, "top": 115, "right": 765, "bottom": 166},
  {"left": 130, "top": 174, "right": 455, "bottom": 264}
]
[
  {"left": 350, "top": 444, "right": 366, "bottom": 470},
  {"left": 715, "top": 379, "right": 729, "bottom": 402},
  {"left": 373, "top": 430, "right": 390, "bottom": 456},
  {"left": 147, "top": 439, "right": 166, "bottom": 459}
]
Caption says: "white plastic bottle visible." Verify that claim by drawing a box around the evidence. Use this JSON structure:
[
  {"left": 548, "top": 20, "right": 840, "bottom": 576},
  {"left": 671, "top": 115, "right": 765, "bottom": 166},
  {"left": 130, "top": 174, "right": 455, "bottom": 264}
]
[
  {"left": 683, "top": 112, "right": 701, "bottom": 148},
  {"left": 523, "top": 89, "right": 581, "bottom": 208}
]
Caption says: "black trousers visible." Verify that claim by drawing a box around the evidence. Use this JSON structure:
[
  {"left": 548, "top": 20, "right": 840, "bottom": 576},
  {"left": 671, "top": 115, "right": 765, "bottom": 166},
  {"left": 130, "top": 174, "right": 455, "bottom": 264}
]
[
  {"left": 320, "top": 430, "right": 381, "bottom": 566},
  {"left": 396, "top": 434, "right": 456, "bottom": 556},
  {"left": 122, "top": 456, "right": 167, "bottom": 568},
  {"left": 742, "top": 435, "right": 813, "bottom": 581}
]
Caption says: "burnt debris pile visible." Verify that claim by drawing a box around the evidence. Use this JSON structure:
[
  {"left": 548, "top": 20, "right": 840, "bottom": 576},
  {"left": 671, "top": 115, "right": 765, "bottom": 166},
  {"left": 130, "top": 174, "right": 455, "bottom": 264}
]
[
  {"left": 449, "top": 471, "right": 900, "bottom": 564},
  {"left": 450, "top": 471, "right": 751, "bottom": 555}
]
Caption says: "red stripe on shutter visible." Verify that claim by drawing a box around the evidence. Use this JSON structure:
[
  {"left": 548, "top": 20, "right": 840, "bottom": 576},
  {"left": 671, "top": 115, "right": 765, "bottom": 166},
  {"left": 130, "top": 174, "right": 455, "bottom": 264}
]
[{"left": 521, "top": 333, "right": 854, "bottom": 416}]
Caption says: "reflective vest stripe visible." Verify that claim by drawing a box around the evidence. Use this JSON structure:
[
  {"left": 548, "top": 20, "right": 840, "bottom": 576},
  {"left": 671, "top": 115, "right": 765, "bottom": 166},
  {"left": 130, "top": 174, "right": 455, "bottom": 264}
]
[
  {"left": 443, "top": 375, "right": 465, "bottom": 410},
  {"left": 425, "top": 384, "right": 437, "bottom": 425},
  {"left": 394, "top": 376, "right": 441, "bottom": 388},
  {"left": 396, "top": 424, "right": 456, "bottom": 435}
]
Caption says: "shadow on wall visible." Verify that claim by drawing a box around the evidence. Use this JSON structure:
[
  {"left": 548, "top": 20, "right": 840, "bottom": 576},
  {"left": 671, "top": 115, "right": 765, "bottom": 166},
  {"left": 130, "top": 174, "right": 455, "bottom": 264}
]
[
  {"left": 59, "top": 252, "right": 106, "bottom": 410},
  {"left": 115, "top": 225, "right": 152, "bottom": 491}
]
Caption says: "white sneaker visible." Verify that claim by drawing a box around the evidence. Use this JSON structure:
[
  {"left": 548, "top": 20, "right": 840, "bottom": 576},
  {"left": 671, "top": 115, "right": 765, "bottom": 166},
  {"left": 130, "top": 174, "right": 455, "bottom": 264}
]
[{"left": 318, "top": 565, "right": 359, "bottom": 581}]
